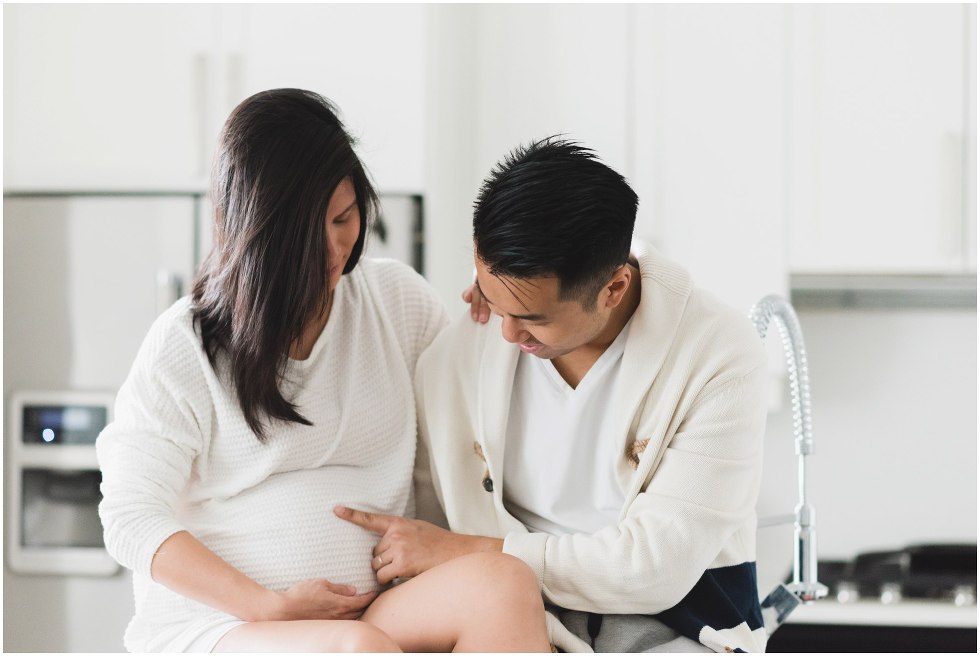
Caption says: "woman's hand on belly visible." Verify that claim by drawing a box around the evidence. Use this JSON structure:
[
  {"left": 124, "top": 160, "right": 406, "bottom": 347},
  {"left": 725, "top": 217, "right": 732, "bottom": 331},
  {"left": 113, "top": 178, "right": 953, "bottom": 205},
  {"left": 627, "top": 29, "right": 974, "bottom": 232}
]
[{"left": 269, "top": 578, "right": 379, "bottom": 621}]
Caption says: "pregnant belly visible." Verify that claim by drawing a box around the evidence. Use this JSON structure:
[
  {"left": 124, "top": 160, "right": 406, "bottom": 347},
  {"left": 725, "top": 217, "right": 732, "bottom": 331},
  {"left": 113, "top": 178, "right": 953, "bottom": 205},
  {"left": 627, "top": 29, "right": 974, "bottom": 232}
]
[{"left": 185, "top": 467, "right": 402, "bottom": 595}]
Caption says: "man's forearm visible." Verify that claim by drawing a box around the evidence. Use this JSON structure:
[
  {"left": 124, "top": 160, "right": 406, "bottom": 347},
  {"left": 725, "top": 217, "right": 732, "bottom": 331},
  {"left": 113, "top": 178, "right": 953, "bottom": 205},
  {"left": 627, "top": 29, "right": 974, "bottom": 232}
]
[{"left": 459, "top": 534, "right": 504, "bottom": 557}]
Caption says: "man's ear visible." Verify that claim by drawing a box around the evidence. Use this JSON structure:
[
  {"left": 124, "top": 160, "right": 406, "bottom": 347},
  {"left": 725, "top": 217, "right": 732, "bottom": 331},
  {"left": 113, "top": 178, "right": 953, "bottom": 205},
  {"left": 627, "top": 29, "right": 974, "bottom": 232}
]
[{"left": 602, "top": 264, "right": 633, "bottom": 309}]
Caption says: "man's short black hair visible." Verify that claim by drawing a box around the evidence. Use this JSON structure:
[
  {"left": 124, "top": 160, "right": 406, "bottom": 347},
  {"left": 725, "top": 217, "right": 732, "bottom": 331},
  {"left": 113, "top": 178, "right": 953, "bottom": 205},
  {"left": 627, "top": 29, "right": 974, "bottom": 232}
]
[{"left": 473, "top": 136, "right": 638, "bottom": 309}]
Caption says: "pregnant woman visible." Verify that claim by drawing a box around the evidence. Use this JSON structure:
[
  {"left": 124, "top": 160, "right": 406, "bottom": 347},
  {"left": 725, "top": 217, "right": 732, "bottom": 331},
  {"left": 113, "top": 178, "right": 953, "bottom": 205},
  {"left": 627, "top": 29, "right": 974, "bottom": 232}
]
[{"left": 96, "top": 88, "right": 550, "bottom": 653}]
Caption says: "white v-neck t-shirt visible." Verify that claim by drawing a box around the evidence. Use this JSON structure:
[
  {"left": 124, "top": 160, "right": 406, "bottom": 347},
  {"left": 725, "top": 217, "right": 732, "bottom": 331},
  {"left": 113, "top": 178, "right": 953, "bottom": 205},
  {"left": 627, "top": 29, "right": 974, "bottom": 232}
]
[{"left": 502, "top": 318, "right": 633, "bottom": 535}]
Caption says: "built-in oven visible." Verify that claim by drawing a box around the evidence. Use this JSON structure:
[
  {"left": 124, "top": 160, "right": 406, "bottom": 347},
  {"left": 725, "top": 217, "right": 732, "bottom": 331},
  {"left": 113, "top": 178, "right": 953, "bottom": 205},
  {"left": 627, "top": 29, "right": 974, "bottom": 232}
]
[{"left": 5, "top": 391, "right": 119, "bottom": 576}]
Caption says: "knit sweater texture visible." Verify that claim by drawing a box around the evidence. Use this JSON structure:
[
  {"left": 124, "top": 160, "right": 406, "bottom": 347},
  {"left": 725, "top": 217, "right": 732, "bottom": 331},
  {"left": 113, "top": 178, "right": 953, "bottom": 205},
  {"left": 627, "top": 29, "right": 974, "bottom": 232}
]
[{"left": 97, "top": 258, "right": 447, "bottom": 652}]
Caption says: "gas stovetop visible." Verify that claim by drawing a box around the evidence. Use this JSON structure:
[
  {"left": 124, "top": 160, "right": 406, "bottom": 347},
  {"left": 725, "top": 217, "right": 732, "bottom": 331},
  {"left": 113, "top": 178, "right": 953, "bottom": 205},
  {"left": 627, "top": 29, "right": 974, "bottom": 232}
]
[
  {"left": 771, "top": 545, "right": 977, "bottom": 652},
  {"left": 813, "top": 543, "right": 976, "bottom": 606}
]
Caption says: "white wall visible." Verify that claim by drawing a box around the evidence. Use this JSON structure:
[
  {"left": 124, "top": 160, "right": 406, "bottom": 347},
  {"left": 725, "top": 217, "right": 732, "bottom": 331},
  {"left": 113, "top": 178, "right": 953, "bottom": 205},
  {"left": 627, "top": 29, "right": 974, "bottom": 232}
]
[{"left": 755, "top": 306, "right": 978, "bottom": 593}]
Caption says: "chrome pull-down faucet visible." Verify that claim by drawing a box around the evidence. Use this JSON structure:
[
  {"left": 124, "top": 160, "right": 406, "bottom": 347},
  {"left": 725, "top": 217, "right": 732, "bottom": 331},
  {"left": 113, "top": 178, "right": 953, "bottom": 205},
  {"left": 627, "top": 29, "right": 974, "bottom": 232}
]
[{"left": 750, "top": 295, "right": 829, "bottom": 634}]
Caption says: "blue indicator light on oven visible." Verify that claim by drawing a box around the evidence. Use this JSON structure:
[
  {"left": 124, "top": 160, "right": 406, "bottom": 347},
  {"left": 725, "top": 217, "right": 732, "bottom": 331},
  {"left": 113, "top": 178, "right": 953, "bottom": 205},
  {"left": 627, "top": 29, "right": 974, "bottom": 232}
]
[{"left": 41, "top": 429, "right": 55, "bottom": 443}]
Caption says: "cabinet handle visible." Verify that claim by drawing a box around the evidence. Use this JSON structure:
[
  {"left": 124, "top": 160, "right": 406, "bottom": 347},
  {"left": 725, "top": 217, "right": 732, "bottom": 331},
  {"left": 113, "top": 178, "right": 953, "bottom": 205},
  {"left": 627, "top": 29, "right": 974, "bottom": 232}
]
[
  {"left": 964, "top": 3, "right": 978, "bottom": 269},
  {"left": 156, "top": 270, "right": 183, "bottom": 315},
  {"left": 193, "top": 53, "right": 209, "bottom": 180},
  {"left": 226, "top": 53, "right": 243, "bottom": 117},
  {"left": 942, "top": 131, "right": 964, "bottom": 261}
]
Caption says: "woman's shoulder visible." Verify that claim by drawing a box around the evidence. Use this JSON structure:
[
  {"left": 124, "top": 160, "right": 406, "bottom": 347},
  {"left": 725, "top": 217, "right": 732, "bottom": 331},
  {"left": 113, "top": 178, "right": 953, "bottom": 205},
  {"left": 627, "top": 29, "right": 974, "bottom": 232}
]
[
  {"left": 134, "top": 296, "right": 209, "bottom": 375},
  {"left": 356, "top": 258, "right": 442, "bottom": 308},
  {"left": 147, "top": 296, "right": 198, "bottom": 343},
  {"left": 357, "top": 256, "right": 426, "bottom": 288},
  {"left": 355, "top": 257, "right": 449, "bottom": 356}
]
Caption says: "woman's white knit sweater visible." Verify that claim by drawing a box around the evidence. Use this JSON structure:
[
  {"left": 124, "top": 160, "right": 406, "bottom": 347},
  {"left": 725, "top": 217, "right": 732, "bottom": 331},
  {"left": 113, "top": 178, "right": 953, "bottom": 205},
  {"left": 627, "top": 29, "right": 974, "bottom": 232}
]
[{"left": 96, "top": 258, "right": 448, "bottom": 652}]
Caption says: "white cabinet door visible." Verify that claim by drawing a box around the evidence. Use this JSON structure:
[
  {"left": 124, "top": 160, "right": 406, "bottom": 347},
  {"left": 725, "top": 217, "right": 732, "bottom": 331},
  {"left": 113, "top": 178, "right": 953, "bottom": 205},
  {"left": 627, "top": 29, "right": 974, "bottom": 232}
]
[
  {"left": 632, "top": 4, "right": 789, "bottom": 314},
  {"left": 2, "top": 196, "right": 197, "bottom": 393},
  {"left": 231, "top": 4, "right": 427, "bottom": 193},
  {"left": 467, "top": 4, "right": 633, "bottom": 181},
  {"left": 788, "top": 4, "right": 970, "bottom": 273},
  {"left": 3, "top": 5, "right": 216, "bottom": 190},
  {"left": 2, "top": 4, "right": 426, "bottom": 193}
]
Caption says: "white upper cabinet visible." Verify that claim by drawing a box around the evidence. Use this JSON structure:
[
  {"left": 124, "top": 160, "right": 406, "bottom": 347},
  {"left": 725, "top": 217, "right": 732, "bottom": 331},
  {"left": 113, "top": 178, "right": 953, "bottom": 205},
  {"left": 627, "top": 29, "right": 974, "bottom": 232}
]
[
  {"left": 3, "top": 4, "right": 427, "bottom": 193},
  {"left": 6, "top": 5, "right": 973, "bottom": 274},
  {"left": 230, "top": 4, "right": 427, "bottom": 193},
  {"left": 3, "top": 196, "right": 197, "bottom": 391},
  {"left": 787, "top": 4, "right": 974, "bottom": 274},
  {"left": 467, "top": 4, "right": 633, "bottom": 182},
  {"left": 632, "top": 4, "right": 789, "bottom": 313},
  {"left": 3, "top": 4, "right": 215, "bottom": 190}
]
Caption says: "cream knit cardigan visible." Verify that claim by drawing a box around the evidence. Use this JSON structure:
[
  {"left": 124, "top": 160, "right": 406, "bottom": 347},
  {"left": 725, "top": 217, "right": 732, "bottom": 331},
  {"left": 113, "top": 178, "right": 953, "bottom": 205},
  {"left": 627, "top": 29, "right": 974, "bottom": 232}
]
[{"left": 414, "top": 240, "right": 769, "bottom": 652}]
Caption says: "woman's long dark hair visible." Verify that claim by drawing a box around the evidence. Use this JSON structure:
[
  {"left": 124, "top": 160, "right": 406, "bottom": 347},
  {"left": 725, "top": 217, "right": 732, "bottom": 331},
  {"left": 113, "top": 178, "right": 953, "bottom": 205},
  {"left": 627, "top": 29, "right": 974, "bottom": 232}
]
[{"left": 191, "top": 89, "right": 379, "bottom": 441}]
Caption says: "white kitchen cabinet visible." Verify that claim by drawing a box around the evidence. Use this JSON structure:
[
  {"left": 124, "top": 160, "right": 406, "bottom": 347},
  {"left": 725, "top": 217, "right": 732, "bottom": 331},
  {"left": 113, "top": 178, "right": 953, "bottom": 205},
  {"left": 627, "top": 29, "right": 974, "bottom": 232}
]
[
  {"left": 787, "top": 4, "right": 974, "bottom": 274},
  {"left": 3, "top": 4, "right": 427, "bottom": 194},
  {"left": 2, "top": 4, "right": 216, "bottom": 190},
  {"left": 467, "top": 4, "right": 633, "bottom": 182},
  {"left": 2, "top": 195, "right": 198, "bottom": 392},
  {"left": 230, "top": 4, "right": 427, "bottom": 193},
  {"left": 632, "top": 4, "right": 789, "bottom": 314},
  {"left": 422, "top": 4, "right": 974, "bottom": 315}
]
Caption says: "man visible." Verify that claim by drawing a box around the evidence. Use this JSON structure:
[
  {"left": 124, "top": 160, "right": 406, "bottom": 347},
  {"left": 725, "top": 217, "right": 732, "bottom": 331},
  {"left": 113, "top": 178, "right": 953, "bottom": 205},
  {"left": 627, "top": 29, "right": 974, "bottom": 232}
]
[{"left": 336, "top": 138, "right": 769, "bottom": 652}]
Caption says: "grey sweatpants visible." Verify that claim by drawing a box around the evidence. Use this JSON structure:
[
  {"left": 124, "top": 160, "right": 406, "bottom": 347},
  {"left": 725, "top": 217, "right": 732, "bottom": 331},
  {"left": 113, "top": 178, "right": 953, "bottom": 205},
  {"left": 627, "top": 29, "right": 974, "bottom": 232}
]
[{"left": 549, "top": 605, "right": 713, "bottom": 653}]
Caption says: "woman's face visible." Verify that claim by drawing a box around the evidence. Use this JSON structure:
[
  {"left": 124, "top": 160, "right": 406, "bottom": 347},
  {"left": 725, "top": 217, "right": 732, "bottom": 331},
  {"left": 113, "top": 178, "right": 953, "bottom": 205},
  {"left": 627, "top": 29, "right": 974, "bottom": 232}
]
[{"left": 324, "top": 177, "right": 361, "bottom": 291}]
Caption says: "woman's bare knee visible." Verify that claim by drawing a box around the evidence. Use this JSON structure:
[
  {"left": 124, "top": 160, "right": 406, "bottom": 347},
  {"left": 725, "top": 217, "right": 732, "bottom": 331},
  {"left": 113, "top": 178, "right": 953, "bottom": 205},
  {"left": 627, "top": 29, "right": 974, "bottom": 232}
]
[
  {"left": 360, "top": 554, "right": 550, "bottom": 653},
  {"left": 440, "top": 553, "right": 549, "bottom": 651},
  {"left": 329, "top": 622, "right": 400, "bottom": 653},
  {"left": 451, "top": 552, "right": 544, "bottom": 615},
  {"left": 462, "top": 553, "right": 540, "bottom": 593}
]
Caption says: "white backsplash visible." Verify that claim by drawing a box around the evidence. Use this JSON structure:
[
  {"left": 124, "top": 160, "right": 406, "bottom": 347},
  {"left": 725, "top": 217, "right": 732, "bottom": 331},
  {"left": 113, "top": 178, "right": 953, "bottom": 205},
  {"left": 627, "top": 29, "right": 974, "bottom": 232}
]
[{"left": 756, "top": 305, "right": 978, "bottom": 595}]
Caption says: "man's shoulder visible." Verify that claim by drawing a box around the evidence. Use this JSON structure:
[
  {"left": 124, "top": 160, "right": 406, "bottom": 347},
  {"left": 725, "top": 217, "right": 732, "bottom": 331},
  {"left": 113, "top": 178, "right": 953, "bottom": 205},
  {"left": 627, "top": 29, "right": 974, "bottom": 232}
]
[
  {"left": 631, "top": 243, "right": 766, "bottom": 376},
  {"left": 418, "top": 306, "right": 510, "bottom": 390},
  {"left": 634, "top": 241, "right": 765, "bottom": 365},
  {"left": 688, "top": 287, "right": 764, "bottom": 341},
  {"left": 677, "top": 287, "right": 768, "bottom": 374},
  {"left": 418, "top": 309, "right": 495, "bottom": 373},
  {"left": 414, "top": 311, "right": 503, "bottom": 423}
]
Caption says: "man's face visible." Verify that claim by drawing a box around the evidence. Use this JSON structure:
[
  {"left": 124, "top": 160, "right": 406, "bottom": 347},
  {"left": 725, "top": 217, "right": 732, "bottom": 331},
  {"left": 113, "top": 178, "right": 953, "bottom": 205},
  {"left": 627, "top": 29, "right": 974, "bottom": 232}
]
[{"left": 474, "top": 256, "right": 609, "bottom": 361}]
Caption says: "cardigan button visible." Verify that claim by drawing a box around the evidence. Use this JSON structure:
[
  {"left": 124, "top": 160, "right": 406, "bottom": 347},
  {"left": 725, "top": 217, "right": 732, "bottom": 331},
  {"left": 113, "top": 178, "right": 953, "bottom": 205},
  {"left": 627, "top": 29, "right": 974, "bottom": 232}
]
[{"left": 482, "top": 476, "right": 494, "bottom": 493}]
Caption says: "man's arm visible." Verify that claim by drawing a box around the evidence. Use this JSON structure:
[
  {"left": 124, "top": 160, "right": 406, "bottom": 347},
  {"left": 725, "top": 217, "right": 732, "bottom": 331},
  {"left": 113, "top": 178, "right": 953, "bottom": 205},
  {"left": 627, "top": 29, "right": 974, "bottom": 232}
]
[
  {"left": 502, "top": 366, "right": 769, "bottom": 614},
  {"left": 340, "top": 363, "right": 767, "bottom": 615}
]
